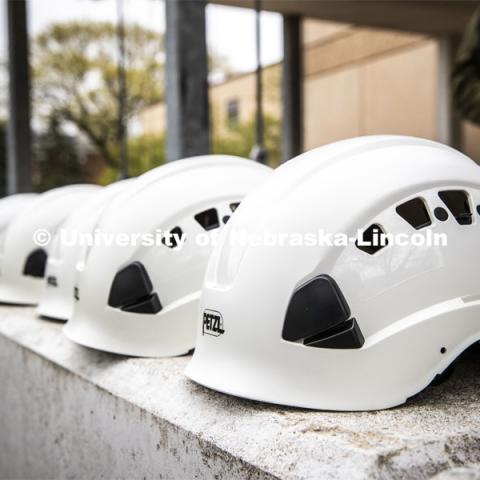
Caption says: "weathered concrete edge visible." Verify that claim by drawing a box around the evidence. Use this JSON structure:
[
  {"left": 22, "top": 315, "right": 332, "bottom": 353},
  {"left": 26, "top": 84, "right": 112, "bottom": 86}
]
[
  {"left": 0, "top": 326, "right": 278, "bottom": 480},
  {"left": 2, "top": 306, "right": 480, "bottom": 479}
]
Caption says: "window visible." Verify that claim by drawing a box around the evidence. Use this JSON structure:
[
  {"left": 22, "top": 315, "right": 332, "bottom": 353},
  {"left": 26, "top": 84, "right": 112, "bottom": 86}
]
[
  {"left": 396, "top": 197, "right": 432, "bottom": 230},
  {"left": 226, "top": 99, "right": 239, "bottom": 128},
  {"left": 438, "top": 190, "right": 472, "bottom": 225}
]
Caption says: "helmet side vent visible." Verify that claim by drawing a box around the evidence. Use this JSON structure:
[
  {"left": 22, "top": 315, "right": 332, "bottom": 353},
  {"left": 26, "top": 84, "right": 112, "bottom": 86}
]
[
  {"left": 438, "top": 190, "right": 472, "bottom": 225},
  {"left": 395, "top": 197, "right": 432, "bottom": 230},
  {"left": 283, "top": 275, "right": 364, "bottom": 349},
  {"left": 108, "top": 262, "right": 162, "bottom": 314},
  {"left": 304, "top": 318, "right": 364, "bottom": 349},
  {"left": 23, "top": 249, "right": 48, "bottom": 278},
  {"left": 121, "top": 293, "right": 162, "bottom": 314}
]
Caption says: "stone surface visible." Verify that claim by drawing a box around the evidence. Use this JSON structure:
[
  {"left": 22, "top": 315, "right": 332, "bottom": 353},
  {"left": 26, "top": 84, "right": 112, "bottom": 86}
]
[
  {"left": 432, "top": 466, "right": 480, "bottom": 480},
  {"left": 1, "top": 305, "right": 480, "bottom": 479}
]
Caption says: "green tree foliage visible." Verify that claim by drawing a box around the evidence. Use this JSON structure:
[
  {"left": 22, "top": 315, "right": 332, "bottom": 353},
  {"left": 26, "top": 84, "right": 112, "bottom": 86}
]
[
  {"left": 212, "top": 114, "right": 281, "bottom": 168},
  {"left": 33, "top": 21, "right": 164, "bottom": 170},
  {"left": 33, "top": 116, "right": 88, "bottom": 192},
  {"left": 100, "top": 134, "right": 165, "bottom": 184}
]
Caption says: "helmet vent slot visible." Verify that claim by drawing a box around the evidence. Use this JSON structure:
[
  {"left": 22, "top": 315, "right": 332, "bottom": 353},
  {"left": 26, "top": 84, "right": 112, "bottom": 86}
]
[
  {"left": 23, "top": 248, "right": 48, "bottom": 278},
  {"left": 304, "top": 318, "right": 364, "bottom": 349},
  {"left": 396, "top": 197, "right": 432, "bottom": 230},
  {"left": 195, "top": 208, "right": 220, "bottom": 231},
  {"left": 438, "top": 190, "right": 472, "bottom": 225},
  {"left": 121, "top": 293, "right": 162, "bottom": 314},
  {"left": 108, "top": 262, "right": 162, "bottom": 314},
  {"left": 162, "top": 226, "right": 185, "bottom": 249},
  {"left": 230, "top": 202, "right": 240, "bottom": 213},
  {"left": 283, "top": 275, "right": 350, "bottom": 342},
  {"left": 283, "top": 275, "right": 364, "bottom": 349},
  {"left": 356, "top": 224, "right": 388, "bottom": 255}
]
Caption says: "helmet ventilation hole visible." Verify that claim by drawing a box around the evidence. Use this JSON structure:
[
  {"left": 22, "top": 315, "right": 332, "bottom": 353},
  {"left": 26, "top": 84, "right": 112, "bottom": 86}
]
[
  {"left": 438, "top": 190, "right": 472, "bottom": 225},
  {"left": 440, "top": 347, "right": 447, "bottom": 354},
  {"left": 396, "top": 197, "right": 432, "bottom": 230},
  {"left": 356, "top": 224, "right": 388, "bottom": 255},
  {"left": 195, "top": 208, "right": 220, "bottom": 231},
  {"left": 162, "top": 226, "right": 185, "bottom": 249},
  {"left": 434, "top": 207, "right": 449, "bottom": 222}
]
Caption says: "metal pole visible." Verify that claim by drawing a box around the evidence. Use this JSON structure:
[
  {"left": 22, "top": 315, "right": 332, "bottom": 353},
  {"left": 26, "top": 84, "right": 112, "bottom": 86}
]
[
  {"left": 282, "top": 15, "right": 303, "bottom": 162},
  {"left": 6, "top": 0, "right": 32, "bottom": 193},
  {"left": 165, "top": 0, "right": 209, "bottom": 161},
  {"left": 437, "top": 34, "right": 462, "bottom": 149},
  {"left": 116, "top": 0, "right": 128, "bottom": 178},
  {"left": 251, "top": 0, "right": 267, "bottom": 164}
]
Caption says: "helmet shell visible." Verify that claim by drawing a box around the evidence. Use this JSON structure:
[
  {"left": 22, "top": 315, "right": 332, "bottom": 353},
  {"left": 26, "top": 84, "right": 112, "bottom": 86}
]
[
  {"left": 0, "top": 185, "right": 100, "bottom": 305},
  {"left": 64, "top": 156, "right": 271, "bottom": 357},
  {"left": 186, "top": 136, "right": 480, "bottom": 411},
  {"left": 37, "top": 180, "right": 133, "bottom": 321},
  {"left": 0, "top": 193, "right": 38, "bottom": 274}
]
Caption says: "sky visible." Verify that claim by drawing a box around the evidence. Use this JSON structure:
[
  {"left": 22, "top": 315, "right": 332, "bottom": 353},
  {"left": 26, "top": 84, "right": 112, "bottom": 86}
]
[{"left": 0, "top": 0, "right": 283, "bottom": 73}]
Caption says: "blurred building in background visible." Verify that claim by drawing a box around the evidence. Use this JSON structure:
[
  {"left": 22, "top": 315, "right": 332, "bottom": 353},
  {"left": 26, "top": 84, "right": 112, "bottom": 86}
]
[
  {"left": 132, "top": 63, "right": 280, "bottom": 138},
  {"left": 134, "top": 17, "right": 480, "bottom": 164}
]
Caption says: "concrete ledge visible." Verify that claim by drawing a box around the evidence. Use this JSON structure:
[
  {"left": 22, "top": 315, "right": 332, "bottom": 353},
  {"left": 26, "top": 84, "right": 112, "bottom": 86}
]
[{"left": 1, "top": 305, "right": 480, "bottom": 479}]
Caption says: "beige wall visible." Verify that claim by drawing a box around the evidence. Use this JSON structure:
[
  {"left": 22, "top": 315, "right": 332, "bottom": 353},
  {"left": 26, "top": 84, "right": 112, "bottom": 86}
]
[
  {"left": 304, "top": 38, "right": 439, "bottom": 148},
  {"left": 302, "top": 19, "right": 480, "bottom": 162},
  {"left": 361, "top": 41, "right": 437, "bottom": 139},
  {"left": 303, "top": 22, "right": 424, "bottom": 77},
  {"left": 303, "top": 19, "right": 351, "bottom": 46},
  {"left": 211, "top": 64, "right": 281, "bottom": 136},
  {"left": 304, "top": 67, "right": 361, "bottom": 145},
  {"left": 303, "top": 20, "right": 438, "bottom": 150}
]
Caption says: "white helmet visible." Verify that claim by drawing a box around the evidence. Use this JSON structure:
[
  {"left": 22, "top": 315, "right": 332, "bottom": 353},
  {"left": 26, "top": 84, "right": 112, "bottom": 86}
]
[
  {"left": 64, "top": 156, "right": 271, "bottom": 357},
  {"left": 186, "top": 136, "right": 480, "bottom": 411},
  {"left": 37, "top": 180, "right": 133, "bottom": 321},
  {"left": 0, "top": 185, "right": 100, "bottom": 305},
  {"left": 0, "top": 193, "right": 38, "bottom": 275}
]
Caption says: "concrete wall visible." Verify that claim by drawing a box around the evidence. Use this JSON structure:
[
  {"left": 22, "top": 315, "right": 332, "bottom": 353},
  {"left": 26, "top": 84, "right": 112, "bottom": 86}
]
[
  {"left": 0, "top": 308, "right": 275, "bottom": 480},
  {"left": 2, "top": 306, "right": 480, "bottom": 479}
]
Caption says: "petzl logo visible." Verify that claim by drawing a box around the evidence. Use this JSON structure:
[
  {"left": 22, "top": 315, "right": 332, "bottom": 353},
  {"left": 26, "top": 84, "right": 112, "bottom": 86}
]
[{"left": 202, "top": 309, "right": 225, "bottom": 337}]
